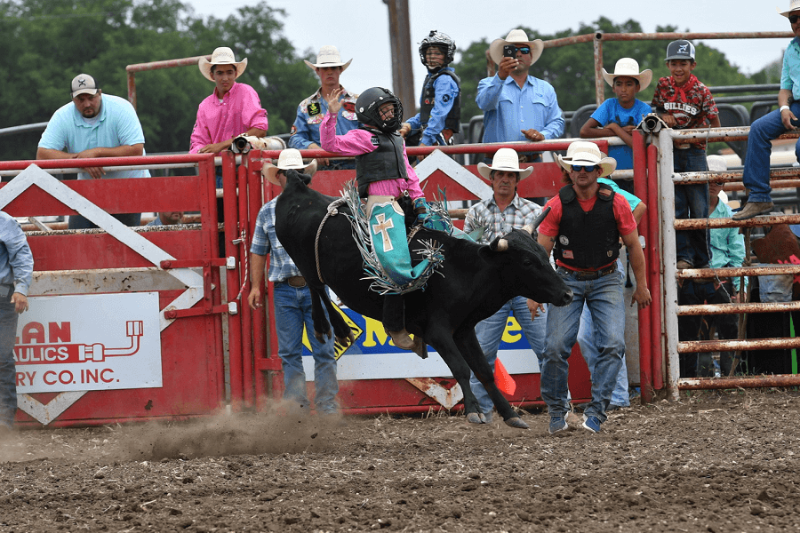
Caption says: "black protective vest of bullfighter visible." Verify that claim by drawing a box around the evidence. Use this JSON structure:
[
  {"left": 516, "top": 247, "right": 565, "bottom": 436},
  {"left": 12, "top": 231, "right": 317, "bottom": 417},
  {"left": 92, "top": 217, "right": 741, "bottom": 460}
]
[
  {"left": 418, "top": 70, "right": 462, "bottom": 133},
  {"left": 355, "top": 128, "right": 408, "bottom": 198},
  {"left": 554, "top": 183, "right": 621, "bottom": 269}
]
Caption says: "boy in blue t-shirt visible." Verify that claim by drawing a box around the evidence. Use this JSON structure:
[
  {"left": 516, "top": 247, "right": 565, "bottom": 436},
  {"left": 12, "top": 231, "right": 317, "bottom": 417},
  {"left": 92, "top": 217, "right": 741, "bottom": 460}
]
[{"left": 580, "top": 58, "right": 652, "bottom": 170}]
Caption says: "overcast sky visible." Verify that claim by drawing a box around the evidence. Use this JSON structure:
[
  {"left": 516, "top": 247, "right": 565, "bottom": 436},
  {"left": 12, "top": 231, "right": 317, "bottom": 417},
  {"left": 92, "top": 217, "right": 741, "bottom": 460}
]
[{"left": 184, "top": 0, "right": 794, "bottom": 95}]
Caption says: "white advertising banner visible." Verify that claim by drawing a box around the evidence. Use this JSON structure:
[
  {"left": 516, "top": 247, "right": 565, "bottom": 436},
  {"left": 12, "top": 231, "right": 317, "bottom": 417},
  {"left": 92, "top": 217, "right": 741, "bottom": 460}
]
[{"left": 14, "top": 293, "right": 163, "bottom": 394}]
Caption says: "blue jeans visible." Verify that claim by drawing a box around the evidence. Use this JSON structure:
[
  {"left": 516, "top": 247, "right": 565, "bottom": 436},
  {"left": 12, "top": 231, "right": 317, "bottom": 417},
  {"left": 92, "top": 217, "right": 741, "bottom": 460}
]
[
  {"left": 743, "top": 102, "right": 800, "bottom": 202},
  {"left": 541, "top": 268, "right": 625, "bottom": 423},
  {"left": 577, "top": 303, "right": 630, "bottom": 407},
  {"left": 469, "top": 296, "right": 546, "bottom": 414},
  {"left": 673, "top": 147, "right": 709, "bottom": 268},
  {"left": 273, "top": 282, "right": 339, "bottom": 414},
  {"left": 0, "top": 291, "right": 19, "bottom": 428}
]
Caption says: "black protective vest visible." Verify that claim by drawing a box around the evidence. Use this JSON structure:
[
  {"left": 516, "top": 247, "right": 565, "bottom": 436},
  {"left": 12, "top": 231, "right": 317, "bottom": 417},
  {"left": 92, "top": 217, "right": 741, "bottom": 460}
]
[
  {"left": 355, "top": 128, "right": 408, "bottom": 197},
  {"left": 419, "top": 70, "right": 461, "bottom": 133},
  {"left": 553, "top": 184, "right": 621, "bottom": 269}
]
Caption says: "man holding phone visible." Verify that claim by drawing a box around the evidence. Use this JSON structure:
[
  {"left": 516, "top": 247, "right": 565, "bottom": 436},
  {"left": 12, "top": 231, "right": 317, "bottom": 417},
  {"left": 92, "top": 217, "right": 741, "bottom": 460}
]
[{"left": 476, "top": 29, "right": 564, "bottom": 161}]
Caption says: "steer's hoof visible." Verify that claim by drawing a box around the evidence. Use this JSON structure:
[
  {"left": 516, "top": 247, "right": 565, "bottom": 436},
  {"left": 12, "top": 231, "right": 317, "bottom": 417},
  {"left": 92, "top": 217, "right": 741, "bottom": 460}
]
[
  {"left": 504, "top": 417, "right": 529, "bottom": 429},
  {"left": 466, "top": 412, "right": 483, "bottom": 425}
]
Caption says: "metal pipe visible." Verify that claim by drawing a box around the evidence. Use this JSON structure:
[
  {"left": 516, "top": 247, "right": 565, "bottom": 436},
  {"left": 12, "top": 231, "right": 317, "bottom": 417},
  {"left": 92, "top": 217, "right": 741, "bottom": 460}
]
[
  {"left": 633, "top": 130, "right": 653, "bottom": 402},
  {"left": 647, "top": 143, "right": 664, "bottom": 392},
  {"left": 674, "top": 213, "right": 800, "bottom": 229},
  {"left": 0, "top": 122, "right": 48, "bottom": 138},
  {"left": 678, "top": 374, "right": 800, "bottom": 390},
  {"left": 658, "top": 131, "right": 680, "bottom": 400},
  {"left": 594, "top": 33, "right": 605, "bottom": 106},
  {"left": 237, "top": 163, "right": 254, "bottom": 408},
  {"left": 676, "top": 264, "right": 800, "bottom": 279},
  {"left": 708, "top": 84, "right": 781, "bottom": 93},
  {"left": 0, "top": 153, "right": 214, "bottom": 171},
  {"left": 677, "top": 301, "right": 800, "bottom": 316},
  {"left": 676, "top": 167, "right": 800, "bottom": 183},
  {"left": 678, "top": 337, "right": 800, "bottom": 353},
  {"left": 712, "top": 95, "right": 778, "bottom": 104}
]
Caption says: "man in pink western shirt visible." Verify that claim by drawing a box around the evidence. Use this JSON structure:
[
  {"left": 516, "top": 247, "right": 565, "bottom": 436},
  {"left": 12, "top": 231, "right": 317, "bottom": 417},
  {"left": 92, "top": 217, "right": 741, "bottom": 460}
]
[{"left": 190, "top": 47, "right": 268, "bottom": 185}]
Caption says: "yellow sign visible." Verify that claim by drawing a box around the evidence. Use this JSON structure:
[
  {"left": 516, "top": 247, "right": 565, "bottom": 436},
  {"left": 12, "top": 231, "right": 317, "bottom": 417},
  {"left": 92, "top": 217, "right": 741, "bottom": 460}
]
[{"left": 301, "top": 304, "right": 363, "bottom": 360}]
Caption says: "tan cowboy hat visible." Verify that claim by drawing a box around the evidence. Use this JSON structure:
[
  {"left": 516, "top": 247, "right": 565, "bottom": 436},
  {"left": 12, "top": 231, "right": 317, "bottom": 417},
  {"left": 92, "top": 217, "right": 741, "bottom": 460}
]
[
  {"left": 262, "top": 149, "right": 318, "bottom": 186},
  {"left": 556, "top": 141, "right": 617, "bottom": 178},
  {"left": 601, "top": 58, "right": 652, "bottom": 91},
  {"left": 198, "top": 47, "right": 248, "bottom": 82},
  {"left": 778, "top": 0, "right": 800, "bottom": 16},
  {"left": 488, "top": 29, "right": 544, "bottom": 66},
  {"left": 477, "top": 148, "right": 534, "bottom": 180},
  {"left": 304, "top": 45, "right": 352, "bottom": 72}
]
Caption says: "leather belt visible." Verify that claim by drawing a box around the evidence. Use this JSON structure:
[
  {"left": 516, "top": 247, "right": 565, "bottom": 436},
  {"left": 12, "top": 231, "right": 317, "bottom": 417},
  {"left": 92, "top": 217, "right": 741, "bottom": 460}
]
[
  {"left": 286, "top": 276, "right": 307, "bottom": 288},
  {"left": 559, "top": 265, "right": 617, "bottom": 281}
]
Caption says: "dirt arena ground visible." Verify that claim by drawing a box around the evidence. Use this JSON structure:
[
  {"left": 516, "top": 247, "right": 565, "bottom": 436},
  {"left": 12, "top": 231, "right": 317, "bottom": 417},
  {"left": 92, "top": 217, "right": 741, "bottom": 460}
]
[{"left": 0, "top": 390, "right": 798, "bottom": 533}]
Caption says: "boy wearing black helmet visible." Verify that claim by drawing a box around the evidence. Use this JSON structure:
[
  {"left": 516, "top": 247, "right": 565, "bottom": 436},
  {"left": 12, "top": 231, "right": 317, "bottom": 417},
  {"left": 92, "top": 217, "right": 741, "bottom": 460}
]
[
  {"left": 399, "top": 30, "right": 461, "bottom": 149},
  {"left": 320, "top": 86, "right": 435, "bottom": 357},
  {"left": 651, "top": 40, "right": 721, "bottom": 273}
]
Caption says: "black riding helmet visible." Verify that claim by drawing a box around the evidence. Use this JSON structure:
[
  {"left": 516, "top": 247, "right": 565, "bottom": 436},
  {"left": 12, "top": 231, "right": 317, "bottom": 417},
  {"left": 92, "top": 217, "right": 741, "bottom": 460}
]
[{"left": 356, "top": 87, "right": 403, "bottom": 134}]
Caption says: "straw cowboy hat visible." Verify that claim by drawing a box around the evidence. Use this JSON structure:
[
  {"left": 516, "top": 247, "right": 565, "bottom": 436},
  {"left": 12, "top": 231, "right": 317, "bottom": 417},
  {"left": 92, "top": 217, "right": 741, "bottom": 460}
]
[
  {"left": 304, "top": 45, "right": 352, "bottom": 71},
  {"left": 556, "top": 141, "right": 617, "bottom": 178},
  {"left": 477, "top": 148, "right": 534, "bottom": 180},
  {"left": 778, "top": 0, "right": 800, "bottom": 16},
  {"left": 198, "top": 47, "right": 248, "bottom": 82},
  {"left": 601, "top": 58, "right": 652, "bottom": 91},
  {"left": 262, "top": 149, "right": 317, "bottom": 186},
  {"left": 488, "top": 29, "right": 544, "bottom": 66}
]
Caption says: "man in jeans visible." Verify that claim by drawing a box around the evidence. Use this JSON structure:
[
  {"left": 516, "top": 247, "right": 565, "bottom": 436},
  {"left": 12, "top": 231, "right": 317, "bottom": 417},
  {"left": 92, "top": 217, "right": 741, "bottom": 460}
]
[
  {"left": 537, "top": 142, "right": 651, "bottom": 434},
  {"left": 247, "top": 150, "right": 339, "bottom": 416},
  {"left": 0, "top": 211, "right": 34, "bottom": 432},
  {"left": 463, "top": 148, "right": 544, "bottom": 424}
]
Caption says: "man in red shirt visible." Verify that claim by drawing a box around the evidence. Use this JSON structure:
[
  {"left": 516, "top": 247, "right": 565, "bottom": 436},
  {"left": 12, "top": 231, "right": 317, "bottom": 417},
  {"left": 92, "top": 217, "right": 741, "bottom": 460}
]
[{"left": 536, "top": 141, "right": 651, "bottom": 435}]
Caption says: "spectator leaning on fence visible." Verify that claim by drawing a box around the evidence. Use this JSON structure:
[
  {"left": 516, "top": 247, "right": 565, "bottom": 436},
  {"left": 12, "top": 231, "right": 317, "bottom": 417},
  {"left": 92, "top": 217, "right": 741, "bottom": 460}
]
[
  {"left": 36, "top": 74, "right": 150, "bottom": 229},
  {"left": 0, "top": 211, "right": 34, "bottom": 432},
  {"left": 190, "top": 47, "right": 268, "bottom": 186},
  {"left": 476, "top": 29, "right": 564, "bottom": 162},
  {"left": 733, "top": 1, "right": 800, "bottom": 220},
  {"left": 580, "top": 58, "right": 653, "bottom": 176},
  {"left": 288, "top": 45, "right": 359, "bottom": 170},
  {"left": 651, "top": 40, "right": 720, "bottom": 273}
]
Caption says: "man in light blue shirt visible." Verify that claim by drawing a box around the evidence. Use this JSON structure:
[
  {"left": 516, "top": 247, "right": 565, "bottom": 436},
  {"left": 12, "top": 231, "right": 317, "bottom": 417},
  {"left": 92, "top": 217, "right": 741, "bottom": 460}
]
[
  {"left": 0, "top": 211, "right": 33, "bottom": 430},
  {"left": 37, "top": 74, "right": 150, "bottom": 229},
  {"left": 476, "top": 29, "right": 564, "bottom": 161},
  {"left": 735, "top": 4, "right": 800, "bottom": 220}
]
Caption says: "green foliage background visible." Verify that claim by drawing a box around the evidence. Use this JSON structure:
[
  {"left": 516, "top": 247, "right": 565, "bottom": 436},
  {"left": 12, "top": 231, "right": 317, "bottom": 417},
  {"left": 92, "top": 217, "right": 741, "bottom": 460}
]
[
  {"left": 0, "top": 0, "right": 319, "bottom": 161},
  {"left": 0, "top": 3, "right": 784, "bottom": 162}
]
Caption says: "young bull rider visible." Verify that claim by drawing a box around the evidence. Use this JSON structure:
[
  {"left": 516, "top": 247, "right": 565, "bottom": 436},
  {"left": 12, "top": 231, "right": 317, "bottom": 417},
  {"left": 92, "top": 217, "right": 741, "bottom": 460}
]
[{"left": 320, "top": 87, "right": 437, "bottom": 357}]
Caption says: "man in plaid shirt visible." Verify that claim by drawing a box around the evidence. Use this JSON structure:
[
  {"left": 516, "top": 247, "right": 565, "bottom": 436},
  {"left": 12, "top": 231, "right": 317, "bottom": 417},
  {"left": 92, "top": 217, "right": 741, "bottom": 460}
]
[
  {"left": 463, "top": 148, "right": 544, "bottom": 424},
  {"left": 247, "top": 150, "right": 339, "bottom": 417}
]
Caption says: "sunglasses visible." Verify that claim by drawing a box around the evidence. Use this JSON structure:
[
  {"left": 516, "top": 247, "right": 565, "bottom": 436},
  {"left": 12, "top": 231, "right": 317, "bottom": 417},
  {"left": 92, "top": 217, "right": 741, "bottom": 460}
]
[
  {"left": 791, "top": 14, "right": 800, "bottom": 24},
  {"left": 571, "top": 164, "right": 598, "bottom": 172},
  {"left": 513, "top": 46, "right": 532, "bottom": 54}
]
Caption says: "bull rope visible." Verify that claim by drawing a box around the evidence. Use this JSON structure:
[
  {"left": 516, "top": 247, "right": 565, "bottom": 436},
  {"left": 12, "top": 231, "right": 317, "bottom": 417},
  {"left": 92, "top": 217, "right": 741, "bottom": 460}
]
[{"left": 314, "top": 197, "right": 349, "bottom": 284}]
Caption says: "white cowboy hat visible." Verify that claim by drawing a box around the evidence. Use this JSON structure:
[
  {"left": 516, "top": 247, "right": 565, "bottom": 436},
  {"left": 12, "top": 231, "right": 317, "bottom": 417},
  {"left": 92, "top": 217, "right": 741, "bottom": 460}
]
[
  {"left": 488, "top": 29, "right": 544, "bottom": 66},
  {"left": 601, "top": 58, "right": 653, "bottom": 91},
  {"left": 477, "top": 148, "right": 534, "bottom": 180},
  {"left": 262, "top": 149, "right": 318, "bottom": 186},
  {"left": 198, "top": 47, "right": 248, "bottom": 82},
  {"left": 304, "top": 45, "right": 352, "bottom": 72},
  {"left": 707, "top": 155, "right": 728, "bottom": 173},
  {"left": 778, "top": 0, "right": 800, "bottom": 16},
  {"left": 556, "top": 141, "right": 617, "bottom": 178}
]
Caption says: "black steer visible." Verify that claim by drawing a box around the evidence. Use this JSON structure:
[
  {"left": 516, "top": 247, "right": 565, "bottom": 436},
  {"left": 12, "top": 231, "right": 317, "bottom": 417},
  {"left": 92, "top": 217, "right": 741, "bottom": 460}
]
[{"left": 274, "top": 170, "right": 572, "bottom": 428}]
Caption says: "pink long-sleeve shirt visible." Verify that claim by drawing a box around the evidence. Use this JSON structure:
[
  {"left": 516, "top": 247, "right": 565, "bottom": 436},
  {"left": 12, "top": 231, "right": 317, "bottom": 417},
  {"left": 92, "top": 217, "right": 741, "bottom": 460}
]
[
  {"left": 320, "top": 112, "right": 423, "bottom": 199},
  {"left": 189, "top": 82, "right": 269, "bottom": 153}
]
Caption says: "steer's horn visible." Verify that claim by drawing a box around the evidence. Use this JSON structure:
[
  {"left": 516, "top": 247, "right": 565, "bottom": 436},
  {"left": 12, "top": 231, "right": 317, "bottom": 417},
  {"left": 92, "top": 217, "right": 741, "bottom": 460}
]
[
  {"left": 532, "top": 206, "right": 552, "bottom": 231},
  {"left": 494, "top": 239, "right": 508, "bottom": 251}
]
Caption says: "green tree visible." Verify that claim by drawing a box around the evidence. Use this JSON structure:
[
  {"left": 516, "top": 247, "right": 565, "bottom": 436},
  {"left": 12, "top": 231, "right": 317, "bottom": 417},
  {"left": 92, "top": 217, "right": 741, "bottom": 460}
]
[{"left": 0, "top": 0, "right": 318, "bottom": 162}]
